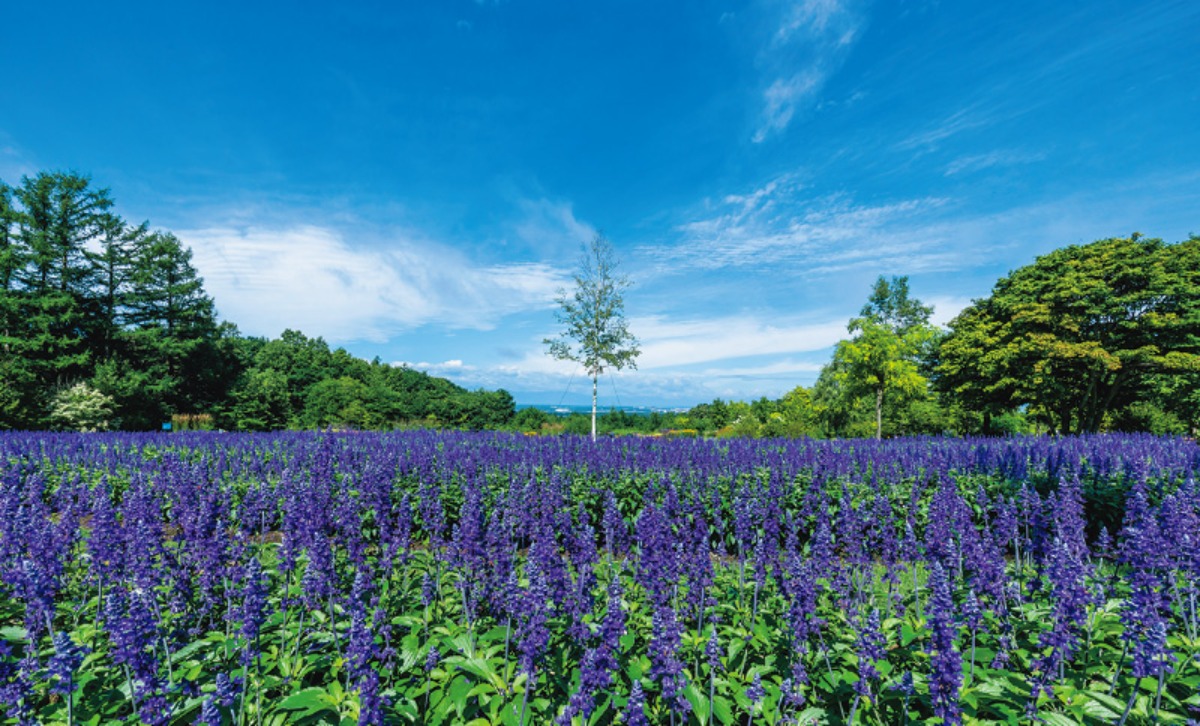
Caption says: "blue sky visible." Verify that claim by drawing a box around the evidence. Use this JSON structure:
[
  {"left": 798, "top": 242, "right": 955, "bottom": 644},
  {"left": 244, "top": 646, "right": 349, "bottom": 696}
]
[{"left": 2, "top": 1, "right": 1198, "bottom": 406}]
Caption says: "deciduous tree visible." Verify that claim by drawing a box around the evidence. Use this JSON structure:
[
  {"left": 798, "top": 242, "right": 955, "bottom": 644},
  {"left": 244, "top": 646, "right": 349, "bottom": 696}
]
[
  {"left": 544, "top": 234, "right": 640, "bottom": 440},
  {"left": 936, "top": 235, "right": 1200, "bottom": 433},
  {"left": 823, "top": 276, "right": 937, "bottom": 439}
]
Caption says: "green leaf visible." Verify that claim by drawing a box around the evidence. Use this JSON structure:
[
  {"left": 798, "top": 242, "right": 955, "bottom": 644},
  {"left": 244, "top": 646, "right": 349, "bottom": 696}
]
[
  {"left": 1038, "top": 713, "right": 1081, "bottom": 726},
  {"left": 452, "top": 656, "right": 502, "bottom": 688},
  {"left": 276, "top": 686, "right": 336, "bottom": 717},
  {"left": 793, "top": 706, "right": 828, "bottom": 725},
  {"left": 448, "top": 675, "right": 473, "bottom": 716},
  {"left": 1080, "top": 690, "right": 1127, "bottom": 720},
  {"left": 712, "top": 695, "right": 735, "bottom": 725},
  {"left": 684, "top": 683, "right": 709, "bottom": 723}
]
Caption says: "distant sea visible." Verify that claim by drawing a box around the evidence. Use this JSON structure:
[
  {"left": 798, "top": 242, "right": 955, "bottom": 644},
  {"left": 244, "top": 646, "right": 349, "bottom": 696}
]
[{"left": 517, "top": 403, "right": 689, "bottom": 416}]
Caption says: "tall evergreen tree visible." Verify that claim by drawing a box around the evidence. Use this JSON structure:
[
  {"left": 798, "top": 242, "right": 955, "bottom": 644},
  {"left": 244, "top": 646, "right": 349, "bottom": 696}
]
[
  {"left": 4, "top": 173, "right": 115, "bottom": 410},
  {"left": 126, "top": 231, "right": 215, "bottom": 336},
  {"left": 15, "top": 171, "right": 113, "bottom": 295},
  {"left": 91, "top": 217, "right": 147, "bottom": 359},
  {"left": 0, "top": 180, "right": 29, "bottom": 427},
  {"left": 0, "top": 181, "right": 18, "bottom": 293},
  {"left": 104, "top": 230, "right": 218, "bottom": 426}
]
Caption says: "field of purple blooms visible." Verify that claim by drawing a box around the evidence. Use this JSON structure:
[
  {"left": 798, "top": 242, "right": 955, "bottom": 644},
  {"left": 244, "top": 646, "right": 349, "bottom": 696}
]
[{"left": 1, "top": 431, "right": 1199, "bottom": 725}]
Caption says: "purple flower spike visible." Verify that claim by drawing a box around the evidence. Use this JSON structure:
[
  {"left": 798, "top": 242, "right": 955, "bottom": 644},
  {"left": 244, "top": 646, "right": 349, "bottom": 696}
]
[
  {"left": 623, "top": 680, "right": 650, "bottom": 726},
  {"left": 926, "top": 563, "right": 963, "bottom": 726}
]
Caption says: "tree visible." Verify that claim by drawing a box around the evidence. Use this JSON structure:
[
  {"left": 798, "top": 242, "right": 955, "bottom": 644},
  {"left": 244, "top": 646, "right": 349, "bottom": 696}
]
[
  {"left": 822, "top": 275, "right": 937, "bottom": 439},
  {"left": 860, "top": 275, "right": 933, "bottom": 337},
  {"left": 931, "top": 298, "right": 1013, "bottom": 434},
  {"left": 228, "top": 368, "right": 291, "bottom": 431},
  {"left": 0, "top": 181, "right": 28, "bottom": 427},
  {"left": 513, "top": 406, "right": 550, "bottom": 433},
  {"left": 14, "top": 171, "right": 114, "bottom": 296},
  {"left": 834, "top": 317, "right": 935, "bottom": 439},
  {"left": 773, "top": 385, "right": 819, "bottom": 437},
  {"left": 0, "top": 180, "right": 18, "bottom": 294},
  {"left": 126, "top": 231, "right": 216, "bottom": 338},
  {"left": 92, "top": 217, "right": 146, "bottom": 356},
  {"left": 544, "top": 234, "right": 640, "bottom": 440},
  {"left": 7, "top": 173, "right": 115, "bottom": 398},
  {"left": 302, "top": 376, "right": 375, "bottom": 429},
  {"left": 937, "top": 235, "right": 1200, "bottom": 434}
]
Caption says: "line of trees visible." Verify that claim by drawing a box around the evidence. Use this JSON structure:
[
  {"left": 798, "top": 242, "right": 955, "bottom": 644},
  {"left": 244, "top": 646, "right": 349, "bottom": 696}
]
[
  {"left": 4, "top": 170, "right": 1193, "bottom": 438},
  {"left": 0, "top": 171, "right": 515, "bottom": 431},
  {"left": 672, "top": 235, "right": 1200, "bottom": 439}
]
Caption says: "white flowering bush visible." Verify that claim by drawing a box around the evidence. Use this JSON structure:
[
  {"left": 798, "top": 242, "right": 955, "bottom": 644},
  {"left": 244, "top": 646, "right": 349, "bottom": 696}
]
[{"left": 47, "top": 382, "right": 115, "bottom": 432}]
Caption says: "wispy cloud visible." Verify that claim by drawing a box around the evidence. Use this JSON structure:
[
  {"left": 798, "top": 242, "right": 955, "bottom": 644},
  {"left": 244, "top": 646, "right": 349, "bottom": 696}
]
[
  {"left": 632, "top": 314, "right": 846, "bottom": 368},
  {"left": 508, "top": 198, "right": 597, "bottom": 258},
  {"left": 753, "top": 71, "right": 824, "bottom": 143},
  {"left": 752, "top": 0, "right": 864, "bottom": 142},
  {"left": 893, "top": 105, "right": 1000, "bottom": 153},
  {"left": 944, "top": 149, "right": 1046, "bottom": 176},
  {"left": 0, "top": 135, "right": 38, "bottom": 182},
  {"left": 644, "top": 176, "right": 957, "bottom": 275},
  {"left": 184, "top": 224, "right": 567, "bottom": 343},
  {"left": 776, "top": 0, "right": 854, "bottom": 40}
]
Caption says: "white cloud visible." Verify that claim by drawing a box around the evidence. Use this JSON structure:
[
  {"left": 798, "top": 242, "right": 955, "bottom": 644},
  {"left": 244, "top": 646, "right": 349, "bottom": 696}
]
[
  {"left": 752, "top": 0, "right": 863, "bottom": 142},
  {"left": 397, "top": 359, "right": 476, "bottom": 374},
  {"left": 645, "top": 178, "right": 957, "bottom": 275},
  {"left": 440, "top": 352, "right": 831, "bottom": 406},
  {"left": 438, "top": 311, "right": 848, "bottom": 403},
  {"left": 925, "top": 295, "right": 974, "bottom": 327},
  {"left": 509, "top": 198, "right": 597, "bottom": 258},
  {"left": 631, "top": 314, "right": 846, "bottom": 368},
  {"left": 945, "top": 149, "right": 1046, "bottom": 176},
  {"left": 752, "top": 71, "right": 825, "bottom": 143},
  {"left": 184, "top": 224, "right": 567, "bottom": 343}
]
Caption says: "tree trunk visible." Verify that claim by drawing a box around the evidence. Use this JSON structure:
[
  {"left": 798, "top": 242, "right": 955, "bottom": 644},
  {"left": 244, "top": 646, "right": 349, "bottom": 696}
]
[
  {"left": 875, "top": 385, "right": 883, "bottom": 440},
  {"left": 591, "top": 368, "right": 598, "bottom": 442}
]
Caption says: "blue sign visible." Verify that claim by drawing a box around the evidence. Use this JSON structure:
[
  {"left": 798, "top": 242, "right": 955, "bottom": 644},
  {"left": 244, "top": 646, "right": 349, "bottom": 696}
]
[{"left": 162, "top": 422, "right": 172, "bottom": 431}]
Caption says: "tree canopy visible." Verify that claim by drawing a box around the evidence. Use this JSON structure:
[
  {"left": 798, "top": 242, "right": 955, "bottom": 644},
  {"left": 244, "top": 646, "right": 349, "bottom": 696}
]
[{"left": 936, "top": 235, "right": 1200, "bottom": 433}]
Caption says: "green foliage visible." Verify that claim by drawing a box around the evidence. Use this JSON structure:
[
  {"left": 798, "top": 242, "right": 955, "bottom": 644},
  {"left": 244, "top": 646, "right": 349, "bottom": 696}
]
[
  {"left": 937, "top": 235, "right": 1200, "bottom": 433},
  {"left": 303, "top": 376, "right": 376, "bottom": 429},
  {"left": 229, "top": 367, "right": 292, "bottom": 431},
  {"left": 1106, "top": 400, "right": 1187, "bottom": 435},
  {"left": 0, "top": 170, "right": 517, "bottom": 432},
  {"left": 820, "top": 276, "right": 940, "bottom": 439},
  {"left": 513, "top": 406, "right": 550, "bottom": 432},
  {"left": 47, "top": 381, "right": 115, "bottom": 431},
  {"left": 545, "top": 234, "right": 640, "bottom": 439}
]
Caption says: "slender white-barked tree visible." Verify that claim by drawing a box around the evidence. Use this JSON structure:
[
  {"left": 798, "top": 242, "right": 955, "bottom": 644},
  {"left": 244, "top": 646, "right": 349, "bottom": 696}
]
[{"left": 544, "top": 233, "right": 640, "bottom": 441}]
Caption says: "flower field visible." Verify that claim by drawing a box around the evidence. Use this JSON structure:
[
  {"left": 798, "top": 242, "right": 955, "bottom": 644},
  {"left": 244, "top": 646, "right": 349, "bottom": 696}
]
[{"left": 2, "top": 431, "right": 1199, "bottom": 725}]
